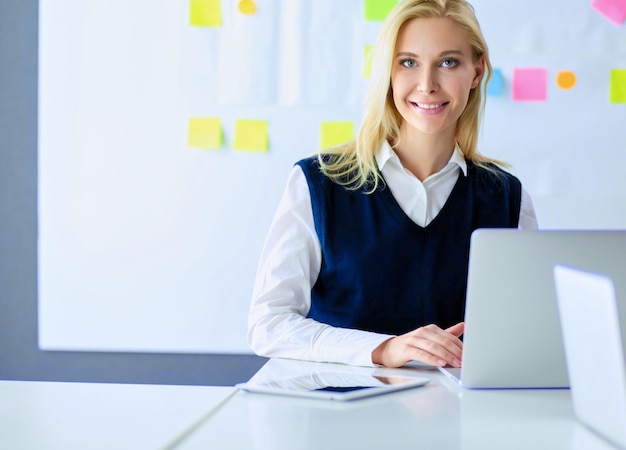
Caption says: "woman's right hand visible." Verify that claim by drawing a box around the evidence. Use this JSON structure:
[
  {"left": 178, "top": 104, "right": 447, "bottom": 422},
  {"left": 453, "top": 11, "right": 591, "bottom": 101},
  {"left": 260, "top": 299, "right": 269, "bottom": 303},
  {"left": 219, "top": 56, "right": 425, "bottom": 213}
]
[{"left": 371, "top": 322, "right": 464, "bottom": 368}]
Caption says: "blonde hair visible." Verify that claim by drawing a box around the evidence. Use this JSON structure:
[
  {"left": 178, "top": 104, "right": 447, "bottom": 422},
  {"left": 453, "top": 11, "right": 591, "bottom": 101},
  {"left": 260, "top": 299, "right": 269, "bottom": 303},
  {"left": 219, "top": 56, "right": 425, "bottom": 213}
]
[{"left": 319, "top": 0, "right": 503, "bottom": 192}]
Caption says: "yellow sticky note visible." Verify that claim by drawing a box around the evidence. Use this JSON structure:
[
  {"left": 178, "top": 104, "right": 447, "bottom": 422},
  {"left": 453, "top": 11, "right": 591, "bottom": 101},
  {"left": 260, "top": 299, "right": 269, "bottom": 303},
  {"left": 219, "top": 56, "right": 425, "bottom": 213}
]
[
  {"left": 364, "top": 0, "right": 397, "bottom": 21},
  {"left": 363, "top": 44, "right": 374, "bottom": 79},
  {"left": 320, "top": 121, "right": 354, "bottom": 149},
  {"left": 190, "top": 0, "right": 222, "bottom": 27},
  {"left": 238, "top": 0, "right": 257, "bottom": 15},
  {"left": 187, "top": 117, "right": 222, "bottom": 149},
  {"left": 233, "top": 119, "right": 269, "bottom": 152},
  {"left": 610, "top": 69, "right": 626, "bottom": 104}
]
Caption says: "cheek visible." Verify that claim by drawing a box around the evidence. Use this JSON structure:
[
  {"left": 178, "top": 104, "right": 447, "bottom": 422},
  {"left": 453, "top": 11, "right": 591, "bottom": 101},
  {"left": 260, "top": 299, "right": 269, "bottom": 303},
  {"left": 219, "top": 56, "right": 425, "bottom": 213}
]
[
  {"left": 465, "top": 69, "right": 480, "bottom": 90},
  {"left": 392, "top": 89, "right": 409, "bottom": 115},
  {"left": 391, "top": 74, "right": 410, "bottom": 102},
  {"left": 453, "top": 75, "right": 476, "bottom": 99},
  {"left": 390, "top": 76, "right": 402, "bottom": 106},
  {"left": 390, "top": 73, "right": 399, "bottom": 93}
]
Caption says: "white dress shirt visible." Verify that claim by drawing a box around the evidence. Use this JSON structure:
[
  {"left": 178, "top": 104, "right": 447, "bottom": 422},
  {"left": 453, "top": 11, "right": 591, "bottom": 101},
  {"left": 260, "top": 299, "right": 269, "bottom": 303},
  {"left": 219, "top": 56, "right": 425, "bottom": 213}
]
[{"left": 248, "top": 142, "right": 539, "bottom": 367}]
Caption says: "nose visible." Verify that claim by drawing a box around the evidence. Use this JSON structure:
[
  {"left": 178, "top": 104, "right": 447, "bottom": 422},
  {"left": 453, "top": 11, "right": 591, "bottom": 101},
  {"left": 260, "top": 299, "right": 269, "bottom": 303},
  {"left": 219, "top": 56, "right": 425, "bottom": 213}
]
[{"left": 417, "top": 67, "right": 438, "bottom": 94}]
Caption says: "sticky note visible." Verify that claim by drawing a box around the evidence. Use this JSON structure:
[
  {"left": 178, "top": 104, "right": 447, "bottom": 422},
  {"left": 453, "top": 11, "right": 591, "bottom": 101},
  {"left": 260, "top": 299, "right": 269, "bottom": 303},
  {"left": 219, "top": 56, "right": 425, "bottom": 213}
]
[
  {"left": 591, "top": 0, "right": 626, "bottom": 26},
  {"left": 320, "top": 121, "right": 354, "bottom": 149},
  {"left": 610, "top": 69, "right": 626, "bottom": 103},
  {"left": 364, "top": 0, "right": 398, "bottom": 21},
  {"left": 238, "top": 0, "right": 257, "bottom": 15},
  {"left": 487, "top": 68, "right": 504, "bottom": 97},
  {"left": 190, "top": 0, "right": 222, "bottom": 27},
  {"left": 556, "top": 70, "right": 577, "bottom": 90},
  {"left": 363, "top": 45, "right": 374, "bottom": 79},
  {"left": 187, "top": 117, "right": 222, "bottom": 149},
  {"left": 233, "top": 119, "right": 269, "bottom": 152},
  {"left": 512, "top": 67, "right": 548, "bottom": 102}
]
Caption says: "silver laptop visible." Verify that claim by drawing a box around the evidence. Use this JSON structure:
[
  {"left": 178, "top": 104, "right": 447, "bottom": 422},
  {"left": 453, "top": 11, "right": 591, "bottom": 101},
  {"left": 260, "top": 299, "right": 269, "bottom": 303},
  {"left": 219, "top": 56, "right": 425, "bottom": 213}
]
[
  {"left": 438, "top": 229, "right": 626, "bottom": 389},
  {"left": 554, "top": 265, "right": 626, "bottom": 448}
]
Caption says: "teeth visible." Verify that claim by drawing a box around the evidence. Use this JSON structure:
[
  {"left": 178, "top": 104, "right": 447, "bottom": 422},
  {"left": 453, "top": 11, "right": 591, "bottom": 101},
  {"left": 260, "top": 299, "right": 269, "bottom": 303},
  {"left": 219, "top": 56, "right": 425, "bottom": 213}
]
[{"left": 416, "top": 103, "right": 442, "bottom": 109}]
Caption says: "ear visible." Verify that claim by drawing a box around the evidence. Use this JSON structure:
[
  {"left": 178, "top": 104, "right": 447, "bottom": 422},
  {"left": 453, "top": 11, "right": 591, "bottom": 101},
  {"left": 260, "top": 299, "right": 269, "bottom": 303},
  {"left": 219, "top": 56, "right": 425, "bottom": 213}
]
[{"left": 471, "top": 54, "right": 485, "bottom": 89}]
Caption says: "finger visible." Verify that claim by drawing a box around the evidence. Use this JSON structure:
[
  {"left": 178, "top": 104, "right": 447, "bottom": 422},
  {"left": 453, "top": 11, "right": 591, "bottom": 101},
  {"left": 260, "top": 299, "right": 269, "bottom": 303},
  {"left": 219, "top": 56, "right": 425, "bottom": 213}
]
[
  {"left": 403, "top": 344, "right": 460, "bottom": 368},
  {"left": 445, "top": 322, "right": 465, "bottom": 337},
  {"left": 394, "top": 333, "right": 461, "bottom": 367},
  {"left": 418, "top": 324, "right": 464, "bottom": 355},
  {"left": 412, "top": 337, "right": 463, "bottom": 367}
]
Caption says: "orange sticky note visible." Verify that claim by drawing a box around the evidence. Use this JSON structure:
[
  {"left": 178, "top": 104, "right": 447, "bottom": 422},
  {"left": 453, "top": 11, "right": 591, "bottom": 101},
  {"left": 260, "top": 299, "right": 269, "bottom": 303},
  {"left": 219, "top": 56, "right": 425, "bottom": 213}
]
[
  {"left": 556, "top": 70, "right": 577, "bottom": 90},
  {"left": 190, "top": 0, "right": 222, "bottom": 27},
  {"left": 187, "top": 117, "right": 222, "bottom": 149},
  {"left": 320, "top": 121, "right": 354, "bottom": 149},
  {"left": 512, "top": 67, "right": 548, "bottom": 102},
  {"left": 233, "top": 119, "right": 269, "bottom": 152}
]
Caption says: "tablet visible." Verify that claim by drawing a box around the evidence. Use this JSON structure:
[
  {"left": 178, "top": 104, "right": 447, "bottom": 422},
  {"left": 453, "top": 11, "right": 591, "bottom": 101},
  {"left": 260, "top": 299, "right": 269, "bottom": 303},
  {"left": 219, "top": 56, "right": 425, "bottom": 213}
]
[{"left": 236, "top": 370, "right": 430, "bottom": 401}]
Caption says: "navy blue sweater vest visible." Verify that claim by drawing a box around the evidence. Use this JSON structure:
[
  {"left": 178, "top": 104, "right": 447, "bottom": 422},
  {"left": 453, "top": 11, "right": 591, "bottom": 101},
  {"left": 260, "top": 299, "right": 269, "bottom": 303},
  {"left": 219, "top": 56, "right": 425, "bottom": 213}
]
[{"left": 297, "top": 156, "right": 522, "bottom": 335}]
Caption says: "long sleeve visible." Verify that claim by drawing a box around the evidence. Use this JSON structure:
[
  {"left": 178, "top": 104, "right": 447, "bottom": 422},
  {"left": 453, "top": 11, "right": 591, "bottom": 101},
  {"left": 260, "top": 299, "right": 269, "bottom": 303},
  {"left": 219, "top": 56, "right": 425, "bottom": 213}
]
[
  {"left": 247, "top": 166, "right": 393, "bottom": 367},
  {"left": 519, "top": 188, "right": 539, "bottom": 230}
]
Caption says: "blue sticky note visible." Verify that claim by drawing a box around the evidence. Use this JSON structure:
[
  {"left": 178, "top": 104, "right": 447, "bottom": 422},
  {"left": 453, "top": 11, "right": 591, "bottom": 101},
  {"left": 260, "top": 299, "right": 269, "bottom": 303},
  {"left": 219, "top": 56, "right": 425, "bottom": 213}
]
[{"left": 487, "top": 68, "right": 504, "bottom": 97}]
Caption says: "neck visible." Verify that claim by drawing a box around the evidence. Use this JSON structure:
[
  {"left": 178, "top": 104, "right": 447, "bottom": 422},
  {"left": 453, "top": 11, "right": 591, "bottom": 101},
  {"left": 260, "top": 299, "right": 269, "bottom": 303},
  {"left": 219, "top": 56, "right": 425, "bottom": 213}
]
[{"left": 392, "top": 126, "right": 456, "bottom": 181}]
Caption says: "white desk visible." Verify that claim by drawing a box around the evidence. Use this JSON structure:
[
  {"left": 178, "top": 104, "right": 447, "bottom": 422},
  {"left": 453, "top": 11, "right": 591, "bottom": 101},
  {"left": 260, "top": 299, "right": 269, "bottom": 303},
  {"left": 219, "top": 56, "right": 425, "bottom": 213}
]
[
  {"left": 0, "top": 380, "right": 235, "bottom": 450},
  {"left": 0, "top": 362, "right": 618, "bottom": 449},
  {"left": 174, "top": 359, "right": 618, "bottom": 450}
]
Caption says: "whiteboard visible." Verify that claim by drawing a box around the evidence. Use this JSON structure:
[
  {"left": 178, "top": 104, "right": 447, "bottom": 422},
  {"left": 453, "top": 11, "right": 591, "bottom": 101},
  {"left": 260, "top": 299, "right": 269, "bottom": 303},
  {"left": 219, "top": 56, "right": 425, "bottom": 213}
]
[{"left": 38, "top": 0, "right": 626, "bottom": 353}]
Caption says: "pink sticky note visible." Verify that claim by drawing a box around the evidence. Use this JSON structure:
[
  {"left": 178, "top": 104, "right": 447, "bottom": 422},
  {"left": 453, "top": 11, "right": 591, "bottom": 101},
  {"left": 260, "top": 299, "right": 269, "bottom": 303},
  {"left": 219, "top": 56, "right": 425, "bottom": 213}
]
[
  {"left": 512, "top": 67, "right": 548, "bottom": 102},
  {"left": 591, "top": 0, "right": 626, "bottom": 26}
]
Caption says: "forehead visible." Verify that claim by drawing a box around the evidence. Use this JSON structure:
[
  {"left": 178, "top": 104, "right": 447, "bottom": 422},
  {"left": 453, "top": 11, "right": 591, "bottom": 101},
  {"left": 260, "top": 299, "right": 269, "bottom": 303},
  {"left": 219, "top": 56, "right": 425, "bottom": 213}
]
[{"left": 395, "top": 17, "right": 472, "bottom": 54}]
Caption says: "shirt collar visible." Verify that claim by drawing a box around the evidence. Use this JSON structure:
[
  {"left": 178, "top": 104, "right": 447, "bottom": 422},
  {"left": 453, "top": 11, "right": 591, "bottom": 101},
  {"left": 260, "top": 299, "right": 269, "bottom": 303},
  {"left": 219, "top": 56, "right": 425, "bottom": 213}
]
[{"left": 376, "top": 141, "right": 468, "bottom": 177}]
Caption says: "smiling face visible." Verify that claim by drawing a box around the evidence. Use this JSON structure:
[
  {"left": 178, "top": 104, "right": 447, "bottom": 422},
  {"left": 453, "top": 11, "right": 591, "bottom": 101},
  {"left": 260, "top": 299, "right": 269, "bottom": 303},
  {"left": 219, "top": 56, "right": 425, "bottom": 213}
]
[{"left": 391, "top": 17, "right": 484, "bottom": 142}]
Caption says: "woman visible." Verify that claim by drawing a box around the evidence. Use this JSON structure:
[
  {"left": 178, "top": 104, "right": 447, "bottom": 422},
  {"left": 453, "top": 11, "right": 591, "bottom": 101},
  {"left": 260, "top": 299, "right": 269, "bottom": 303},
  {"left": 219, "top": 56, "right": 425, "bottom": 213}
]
[{"left": 248, "top": 0, "right": 538, "bottom": 368}]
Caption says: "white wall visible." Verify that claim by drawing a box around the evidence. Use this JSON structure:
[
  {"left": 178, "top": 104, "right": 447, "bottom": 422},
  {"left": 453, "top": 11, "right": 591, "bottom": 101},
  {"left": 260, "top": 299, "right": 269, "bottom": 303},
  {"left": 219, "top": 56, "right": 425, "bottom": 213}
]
[{"left": 38, "top": 0, "right": 626, "bottom": 353}]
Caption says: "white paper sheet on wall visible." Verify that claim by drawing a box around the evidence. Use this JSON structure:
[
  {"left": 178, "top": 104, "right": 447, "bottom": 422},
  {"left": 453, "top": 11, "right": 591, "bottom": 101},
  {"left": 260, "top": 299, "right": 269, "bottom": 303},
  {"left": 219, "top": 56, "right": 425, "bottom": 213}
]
[
  {"left": 216, "top": 1, "right": 278, "bottom": 105},
  {"left": 38, "top": 0, "right": 626, "bottom": 353}
]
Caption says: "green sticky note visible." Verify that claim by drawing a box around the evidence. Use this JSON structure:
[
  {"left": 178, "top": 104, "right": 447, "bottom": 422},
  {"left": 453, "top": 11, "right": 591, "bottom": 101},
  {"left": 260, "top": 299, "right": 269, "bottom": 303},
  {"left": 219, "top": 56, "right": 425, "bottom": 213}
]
[
  {"left": 188, "top": 117, "right": 222, "bottom": 149},
  {"left": 190, "top": 0, "right": 222, "bottom": 27},
  {"left": 610, "top": 69, "right": 626, "bottom": 104},
  {"left": 363, "top": 44, "right": 374, "bottom": 79},
  {"left": 364, "top": 0, "right": 398, "bottom": 21},
  {"left": 233, "top": 119, "right": 269, "bottom": 153},
  {"left": 320, "top": 121, "right": 354, "bottom": 149}
]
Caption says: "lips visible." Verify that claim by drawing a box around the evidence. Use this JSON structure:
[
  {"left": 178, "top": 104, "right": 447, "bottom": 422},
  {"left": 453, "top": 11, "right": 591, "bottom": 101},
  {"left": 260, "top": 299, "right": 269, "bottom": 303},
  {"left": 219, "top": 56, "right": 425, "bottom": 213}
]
[
  {"left": 411, "top": 101, "right": 447, "bottom": 109},
  {"left": 410, "top": 101, "right": 448, "bottom": 113},
  {"left": 416, "top": 102, "right": 442, "bottom": 109}
]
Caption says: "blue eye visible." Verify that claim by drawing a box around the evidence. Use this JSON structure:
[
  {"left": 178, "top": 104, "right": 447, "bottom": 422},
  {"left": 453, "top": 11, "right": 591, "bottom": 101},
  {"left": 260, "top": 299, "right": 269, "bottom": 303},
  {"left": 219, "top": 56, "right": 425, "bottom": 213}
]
[
  {"left": 400, "top": 59, "right": 417, "bottom": 68},
  {"left": 441, "top": 58, "right": 459, "bottom": 68}
]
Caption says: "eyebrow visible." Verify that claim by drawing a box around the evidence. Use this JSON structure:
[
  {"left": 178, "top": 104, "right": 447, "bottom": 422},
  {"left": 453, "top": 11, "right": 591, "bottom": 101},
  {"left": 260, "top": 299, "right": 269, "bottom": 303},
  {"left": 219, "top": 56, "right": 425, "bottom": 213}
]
[{"left": 395, "top": 50, "right": 466, "bottom": 58}]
